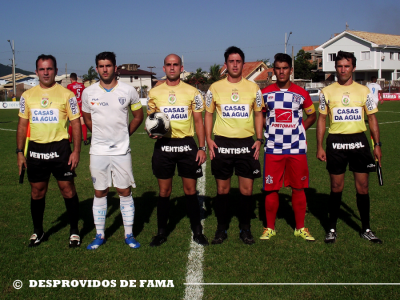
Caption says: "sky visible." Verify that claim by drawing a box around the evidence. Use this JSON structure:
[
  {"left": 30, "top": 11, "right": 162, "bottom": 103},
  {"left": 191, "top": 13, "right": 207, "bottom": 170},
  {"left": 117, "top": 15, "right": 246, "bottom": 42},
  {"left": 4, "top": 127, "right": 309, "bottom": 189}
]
[{"left": 1, "top": 0, "right": 399, "bottom": 79}]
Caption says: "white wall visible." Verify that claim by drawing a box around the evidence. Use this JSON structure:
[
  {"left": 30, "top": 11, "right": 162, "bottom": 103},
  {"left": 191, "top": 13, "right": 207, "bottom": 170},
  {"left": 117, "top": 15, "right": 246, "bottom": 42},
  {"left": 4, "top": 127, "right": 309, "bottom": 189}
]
[{"left": 118, "top": 75, "right": 152, "bottom": 91}]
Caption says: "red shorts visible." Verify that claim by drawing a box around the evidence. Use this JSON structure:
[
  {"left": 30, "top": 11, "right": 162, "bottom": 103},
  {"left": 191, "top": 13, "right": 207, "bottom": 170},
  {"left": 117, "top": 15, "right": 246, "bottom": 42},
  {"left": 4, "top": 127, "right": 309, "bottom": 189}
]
[{"left": 263, "top": 153, "right": 309, "bottom": 191}]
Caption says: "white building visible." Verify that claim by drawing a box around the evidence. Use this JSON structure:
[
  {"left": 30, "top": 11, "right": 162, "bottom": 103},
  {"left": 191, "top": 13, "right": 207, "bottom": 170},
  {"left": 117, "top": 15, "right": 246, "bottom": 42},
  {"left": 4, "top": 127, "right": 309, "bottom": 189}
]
[
  {"left": 316, "top": 30, "right": 400, "bottom": 81},
  {"left": 116, "top": 64, "right": 155, "bottom": 94}
]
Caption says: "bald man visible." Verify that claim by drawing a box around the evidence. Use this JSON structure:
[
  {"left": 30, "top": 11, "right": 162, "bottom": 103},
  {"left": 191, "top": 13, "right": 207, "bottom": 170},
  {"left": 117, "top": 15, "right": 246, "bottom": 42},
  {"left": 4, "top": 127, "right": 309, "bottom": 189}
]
[{"left": 146, "top": 54, "right": 208, "bottom": 247}]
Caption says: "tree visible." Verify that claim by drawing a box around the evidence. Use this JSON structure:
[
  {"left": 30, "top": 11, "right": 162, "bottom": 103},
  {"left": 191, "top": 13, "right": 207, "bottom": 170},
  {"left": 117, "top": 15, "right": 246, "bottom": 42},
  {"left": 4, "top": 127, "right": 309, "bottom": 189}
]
[
  {"left": 257, "top": 59, "right": 273, "bottom": 68},
  {"left": 184, "top": 68, "right": 207, "bottom": 87},
  {"left": 82, "top": 66, "right": 99, "bottom": 84},
  {"left": 293, "top": 50, "right": 317, "bottom": 80},
  {"left": 208, "top": 64, "right": 221, "bottom": 84}
]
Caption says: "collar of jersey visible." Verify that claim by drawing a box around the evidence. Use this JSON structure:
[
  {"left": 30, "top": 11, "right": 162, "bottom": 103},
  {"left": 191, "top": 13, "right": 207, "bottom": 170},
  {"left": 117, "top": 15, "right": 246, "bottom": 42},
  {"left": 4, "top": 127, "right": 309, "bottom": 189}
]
[
  {"left": 225, "top": 77, "right": 243, "bottom": 85},
  {"left": 99, "top": 82, "right": 118, "bottom": 93}
]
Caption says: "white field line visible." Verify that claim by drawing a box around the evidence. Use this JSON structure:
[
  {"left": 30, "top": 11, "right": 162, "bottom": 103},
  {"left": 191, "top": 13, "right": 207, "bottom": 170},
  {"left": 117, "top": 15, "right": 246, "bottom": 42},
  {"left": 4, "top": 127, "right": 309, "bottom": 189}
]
[
  {"left": 0, "top": 128, "right": 16, "bottom": 131},
  {"left": 184, "top": 161, "right": 206, "bottom": 300},
  {"left": 184, "top": 283, "right": 400, "bottom": 286}
]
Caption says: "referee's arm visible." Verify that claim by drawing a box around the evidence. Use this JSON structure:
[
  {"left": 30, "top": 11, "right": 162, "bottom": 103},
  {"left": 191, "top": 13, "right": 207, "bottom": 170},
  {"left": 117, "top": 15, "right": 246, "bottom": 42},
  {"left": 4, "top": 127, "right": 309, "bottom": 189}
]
[
  {"left": 316, "top": 113, "right": 327, "bottom": 162},
  {"left": 16, "top": 117, "right": 29, "bottom": 175},
  {"left": 367, "top": 113, "right": 382, "bottom": 166}
]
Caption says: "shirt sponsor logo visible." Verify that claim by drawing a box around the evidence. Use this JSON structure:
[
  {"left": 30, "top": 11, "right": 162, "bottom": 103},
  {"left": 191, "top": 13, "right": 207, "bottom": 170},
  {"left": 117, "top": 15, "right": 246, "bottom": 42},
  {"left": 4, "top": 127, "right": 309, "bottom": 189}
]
[
  {"left": 265, "top": 175, "right": 273, "bottom": 184},
  {"left": 161, "top": 145, "right": 193, "bottom": 152},
  {"left": 90, "top": 102, "right": 109, "bottom": 106},
  {"left": 160, "top": 106, "right": 188, "bottom": 120},
  {"left": 275, "top": 109, "right": 292, "bottom": 122},
  {"left": 366, "top": 94, "right": 376, "bottom": 111},
  {"left": 31, "top": 109, "right": 59, "bottom": 123},
  {"left": 221, "top": 104, "right": 249, "bottom": 118},
  {"left": 29, "top": 151, "right": 60, "bottom": 159},
  {"left": 256, "top": 90, "right": 262, "bottom": 107},
  {"left": 205, "top": 90, "right": 213, "bottom": 108},
  {"left": 332, "top": 142, "right": 365, "bottom": 150},
  {"left": 332, "top": 107, "right": 362, "bottom": 122},
  {"left": 20, "top": 96, "right": 26, "bottom": 113},
  {"left": 41, "top": 98, "right": 49, "bottom": 108},
  {"left": 69, "top": 97, "right": 79, "bottom": 115},
  {"left": 119, "top": 97, "right": 126, "bottom": 105},
  {"left": 319, "top": 93, "right": 326, "bottom": 111},
  {"left": 91, "top": 98, "right": 99, "bottom": 101},
  {"left": 194, "top": 94, "right": 203, "bottom": 111},
  {"left": 217, "top": 147, "right": 250, "bottom": 154}
]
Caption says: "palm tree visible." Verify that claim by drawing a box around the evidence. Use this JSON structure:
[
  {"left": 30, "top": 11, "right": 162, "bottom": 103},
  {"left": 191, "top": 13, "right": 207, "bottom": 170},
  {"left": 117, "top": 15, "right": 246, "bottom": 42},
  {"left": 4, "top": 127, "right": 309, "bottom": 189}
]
[
  {"left": 83, "top": 66, "right": 99, "bottom": 86},
  {"left": 208, "top": 64, "right": 221, "bottom": 84}
]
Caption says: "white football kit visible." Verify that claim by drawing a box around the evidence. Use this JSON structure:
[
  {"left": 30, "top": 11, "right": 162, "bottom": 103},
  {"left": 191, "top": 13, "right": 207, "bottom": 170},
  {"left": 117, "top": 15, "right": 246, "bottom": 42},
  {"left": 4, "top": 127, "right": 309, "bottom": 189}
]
[
  {"left": 82, "top": 81, "right": 142, "bottom": 189},
  {"left": 366, "top": 83, "right": 382, "bottom": 106}
]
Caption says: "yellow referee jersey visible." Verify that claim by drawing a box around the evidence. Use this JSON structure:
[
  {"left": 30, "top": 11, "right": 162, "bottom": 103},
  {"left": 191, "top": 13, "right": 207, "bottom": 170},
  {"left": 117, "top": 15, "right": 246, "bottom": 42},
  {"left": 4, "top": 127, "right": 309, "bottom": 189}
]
[
  {"left": 319, "top": 82, "right": 378, "bottom": 134},
  {"left": 147, "top": 81, "right": 204, "bottom": 138},
  {"left": 18, "top": 84, "right": 80, "bottom": 143},
  {"left": 205, "top": 77, "right": 263, "bottom": 138}
]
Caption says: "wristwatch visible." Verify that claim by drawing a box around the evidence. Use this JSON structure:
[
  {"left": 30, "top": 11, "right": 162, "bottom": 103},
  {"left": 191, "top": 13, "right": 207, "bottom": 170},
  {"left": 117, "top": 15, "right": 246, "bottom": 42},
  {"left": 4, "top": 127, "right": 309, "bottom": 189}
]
[
  {"left": 374, "top": 142, "right": 382, "bottom": 147},
  {"left": 256, "top": 138, "right": 264, "bottom": 143},
  {"left": 16, "top": 148, "right": 23, "bottom": 154},
  {"left": 198, "top": 146, "right": 207, "bottom": 151}
]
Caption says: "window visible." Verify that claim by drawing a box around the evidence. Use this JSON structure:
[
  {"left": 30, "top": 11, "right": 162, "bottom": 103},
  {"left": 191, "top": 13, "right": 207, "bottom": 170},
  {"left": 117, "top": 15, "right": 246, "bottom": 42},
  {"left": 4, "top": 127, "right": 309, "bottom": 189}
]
[
  {"left": 390, "top": 52, "right": 395, "bottom": 60},
  {"left": 328, "top": 53, "right": 336, "bottom": 61},
  {"left": 398, "top": 53, "right": 400, "bottom": 61},
  {"left": 130, "top": 76, "right": 133, "bottom": 82},
  {"left": 134, "top": 76, "right": 138, "bottom": 80},
  {"left": 361, "top": 51, "right": 370, "bottom": 60}
]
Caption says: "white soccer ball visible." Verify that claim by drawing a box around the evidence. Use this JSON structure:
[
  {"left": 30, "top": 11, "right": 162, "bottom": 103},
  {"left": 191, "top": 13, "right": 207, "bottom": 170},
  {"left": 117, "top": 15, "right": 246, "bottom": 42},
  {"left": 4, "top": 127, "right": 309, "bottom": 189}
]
[{"left": 145, "top": 112, "right": 170, "bottom": 137}]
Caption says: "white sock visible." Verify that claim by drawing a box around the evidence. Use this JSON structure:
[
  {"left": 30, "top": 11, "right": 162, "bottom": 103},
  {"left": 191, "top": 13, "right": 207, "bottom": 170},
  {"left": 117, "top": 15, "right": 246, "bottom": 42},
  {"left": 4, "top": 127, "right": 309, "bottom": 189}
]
[
  {"left": 93, "top": 196, "right": 107, "bottom": 238},
  {"left": 120, "top": 194, "right": 135, "bottom": 238}
]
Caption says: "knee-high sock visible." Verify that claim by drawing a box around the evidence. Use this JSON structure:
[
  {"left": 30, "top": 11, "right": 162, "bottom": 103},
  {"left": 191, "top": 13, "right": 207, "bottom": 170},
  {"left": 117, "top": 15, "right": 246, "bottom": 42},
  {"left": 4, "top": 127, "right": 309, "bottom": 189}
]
[
  {"left": 356, "top": 193, "right": 370, "bottom": 231},
  {"left": 265, "top": 191, "right": 279, "bottom": 229},
  {"left": 68, "top": 126, "right": 73, "bottom": 143},
  {"left": 82, "top": 124, "right": 88, "bottom": 142},
  {"left": 31, "top": 197, "right": 45, "bottom": 234},
  {"left": 238, "top": 193, "right": 252, "bottom": 230},
  {"left": 185, "top": 193, "right": 202, "bottom": 234},
  {"left": 64, "top": 194, "right": 80, "bottom": 235},
  {"left": 120, "top": 194, "right": 135, "bottom": 237},
  {"left": 157, "top": 196, "right": 170, "bottom": 233},
  {"left": 292, "top": 189, "right": 307, "bottom": 230},
  {"left": 93, "top": 196, "right": 107, "bottom": 238},
  {"left": 328, "top": 191, "right": 342, "bottom": 230},
  {"left": 214, "top": 193, "right": 229, "bottom": 230}
]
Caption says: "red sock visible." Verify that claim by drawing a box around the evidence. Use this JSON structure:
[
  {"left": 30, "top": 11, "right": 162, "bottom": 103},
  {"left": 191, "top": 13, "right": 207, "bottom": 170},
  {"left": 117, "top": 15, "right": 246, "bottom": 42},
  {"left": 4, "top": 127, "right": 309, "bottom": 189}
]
[
  {"left": 68, "top": 125, "right": 72, "bottom": 143},
  {"left": 292, "top": 189, "right": 307, "bottom": 229},
  {"left": 82, "top": 124, "right": 87, "bottom": 141},
  {"left": 265, "top": 191, "right": 279, "bottom": 229}
]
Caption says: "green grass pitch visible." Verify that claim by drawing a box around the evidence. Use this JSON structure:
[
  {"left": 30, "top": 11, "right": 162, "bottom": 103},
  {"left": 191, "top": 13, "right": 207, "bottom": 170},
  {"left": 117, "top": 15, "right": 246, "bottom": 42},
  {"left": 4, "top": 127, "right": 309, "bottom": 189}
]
[{"left": 0, "top": 103, "right": 399, "bottom": 299}]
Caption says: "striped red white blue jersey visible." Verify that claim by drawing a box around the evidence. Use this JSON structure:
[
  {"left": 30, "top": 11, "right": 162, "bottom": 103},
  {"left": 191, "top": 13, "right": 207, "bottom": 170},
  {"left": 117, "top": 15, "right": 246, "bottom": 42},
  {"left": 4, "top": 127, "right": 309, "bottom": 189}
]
[{"left": 261, "top": 83, "right": 314, "bottom": 154}]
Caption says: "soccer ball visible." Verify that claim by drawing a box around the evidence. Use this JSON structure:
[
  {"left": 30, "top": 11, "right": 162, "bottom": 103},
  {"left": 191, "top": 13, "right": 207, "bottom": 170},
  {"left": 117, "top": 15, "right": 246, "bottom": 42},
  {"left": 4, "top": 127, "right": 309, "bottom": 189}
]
[{"left": 145, "top": 112, "right": 170, "bottom": 137}]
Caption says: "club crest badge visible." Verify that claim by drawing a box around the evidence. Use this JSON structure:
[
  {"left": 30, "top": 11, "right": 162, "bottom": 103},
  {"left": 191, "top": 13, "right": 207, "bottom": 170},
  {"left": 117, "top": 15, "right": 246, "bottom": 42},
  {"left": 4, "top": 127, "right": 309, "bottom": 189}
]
[
  {"left": 41, "top": 98, "right": 49, "bottom": 108},
  {"left": 341, "top": 93, "right": 350, "bottom": 106},
  {"left": 293, "top": 94, "right": 302, "bottom": 104},
  {"left": 231, "top": 92, "right": 239, "bottom": 102},
  {"left": 168, "top": 93, "right": 177, "bottom": 104},
  {"left": 118, "top": 97, "right": 126, "bottom": 105},
  {"left": 265, "top": 175, "right": 273, "bottom": 184}
]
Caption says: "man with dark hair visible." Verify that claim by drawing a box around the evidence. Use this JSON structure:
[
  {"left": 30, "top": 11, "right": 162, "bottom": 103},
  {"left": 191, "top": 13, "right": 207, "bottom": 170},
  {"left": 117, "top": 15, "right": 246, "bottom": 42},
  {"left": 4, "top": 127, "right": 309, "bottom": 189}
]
[
  {"left": 317, "top": 51, "right": 383, "bottom": 244},
  {"left": 205, "top": 46, "right": 264, "bottom": 245},
  {"left": 366, "top": 76, "right": 383, "bottom": 107},
  {"left": 147, "top": 53, "right": 208, "bottom": 247},
  {"left": 260, "top": 53, "right": 316, "bottom": 241},
  {"left": 67, "top": 73, "right": 88, "bottom": 145},
  {"left": 17, "top": 54, "right": 82, "bottom": 248},
  {"left": 82, "top": 51, "right": 144, "bottom": 250}
]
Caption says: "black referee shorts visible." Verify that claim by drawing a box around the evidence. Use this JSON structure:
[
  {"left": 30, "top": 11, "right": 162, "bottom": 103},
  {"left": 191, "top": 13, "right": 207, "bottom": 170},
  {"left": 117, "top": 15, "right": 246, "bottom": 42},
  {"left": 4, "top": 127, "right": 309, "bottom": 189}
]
[
  {"left": 27, "top": 139, "right": 76, "bottom": 183},
  {"left": 211, "top": 135, "right": 261, "bottom": 180},
  {"left": 326, "top": 132, "right": 376, "bottom": 175},
  {"left": 152, "top": 137, "right": 203, "bottom": 180}
]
